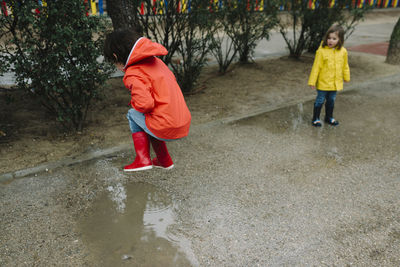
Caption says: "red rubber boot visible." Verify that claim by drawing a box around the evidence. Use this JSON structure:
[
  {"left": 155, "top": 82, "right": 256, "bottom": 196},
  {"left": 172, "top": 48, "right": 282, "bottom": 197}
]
[
  {"left": 150, "top": 137, "right": 174, "bottom": 170},
  {"left": 123, "top": 132, "right": 153, "bottom": 172}
]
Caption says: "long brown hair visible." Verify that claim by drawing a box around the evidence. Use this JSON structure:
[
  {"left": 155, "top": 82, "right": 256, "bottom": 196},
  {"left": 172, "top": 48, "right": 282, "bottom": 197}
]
[{"left": 322, "top": 25, "right": 345, "bottom": 49}]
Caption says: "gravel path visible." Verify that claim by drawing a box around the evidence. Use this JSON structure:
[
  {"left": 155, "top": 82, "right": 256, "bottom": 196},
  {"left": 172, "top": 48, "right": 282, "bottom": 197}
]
[{"left": 1, "top": 74, "right": 399, "bottom": 266}]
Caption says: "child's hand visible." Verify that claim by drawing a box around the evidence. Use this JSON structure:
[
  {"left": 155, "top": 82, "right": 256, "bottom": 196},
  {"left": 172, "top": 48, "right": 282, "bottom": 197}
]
[{"left": 310, "top": 85, "right": 315, "bottom": 90}]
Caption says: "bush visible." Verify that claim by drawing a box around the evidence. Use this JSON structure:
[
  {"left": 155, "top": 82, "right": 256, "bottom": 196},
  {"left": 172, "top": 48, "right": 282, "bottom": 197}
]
[
  {"left": 129, "top": 0, "right": 184, "bottom": 66},
  {"left": 0, "top": 0, "right": 114, "bottom": 131},
  {"left": 224, "top": 0, "right": 278, "bottom": 63},
  {"left": 207, "top": 3, "right": 238, "bottom": 74},
  {"left": 170, "top": 1, "right": 212, "bottom": 93},
  {"left": 107, "top": 0, "right": 211, "bottom": 93},
  {"left": 278, "top": 0, "right": 369, "bottom": 58},
  {"left": 305, "top": 4, "right": 370, "bottom": 53}
]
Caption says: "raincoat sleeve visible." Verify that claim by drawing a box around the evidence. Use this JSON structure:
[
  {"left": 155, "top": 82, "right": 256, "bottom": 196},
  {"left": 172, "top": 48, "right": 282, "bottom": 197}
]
[
  {"left": 308, "top": 49, "right": 322, "bottom": 86},
  {"left": 343, "top": 49, "right": 350, "bottom": 82},
  {"left": 124, "top": 75, "right": 155, "bottom": 113}
]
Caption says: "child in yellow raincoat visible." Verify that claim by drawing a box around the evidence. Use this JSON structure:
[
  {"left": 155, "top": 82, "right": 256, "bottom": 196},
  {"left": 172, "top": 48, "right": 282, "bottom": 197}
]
[{"left": 308, "top": 25, "right": 350, "bottom": 126}]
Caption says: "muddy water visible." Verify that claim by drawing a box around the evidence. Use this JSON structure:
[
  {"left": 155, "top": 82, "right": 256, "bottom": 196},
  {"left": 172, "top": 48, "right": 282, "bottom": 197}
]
[{"left": 78, "top": 182, "right": 196, "bottom": 266}]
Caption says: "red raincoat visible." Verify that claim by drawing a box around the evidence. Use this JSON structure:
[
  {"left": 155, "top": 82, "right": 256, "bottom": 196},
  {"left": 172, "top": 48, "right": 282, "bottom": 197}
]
[{"left": 123, "top": 37, "right": 191, "bottom": 140}]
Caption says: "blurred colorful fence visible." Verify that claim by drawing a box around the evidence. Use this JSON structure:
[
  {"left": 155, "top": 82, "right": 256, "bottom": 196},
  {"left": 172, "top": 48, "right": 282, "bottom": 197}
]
[{"left": 1, "top": 0, "right": 399, "bottom": 16}]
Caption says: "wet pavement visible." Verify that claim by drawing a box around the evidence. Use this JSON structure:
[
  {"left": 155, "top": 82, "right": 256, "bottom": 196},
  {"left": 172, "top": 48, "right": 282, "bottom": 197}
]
[{"left": 1, "top": 73, "right": 399, "bottom": 266}]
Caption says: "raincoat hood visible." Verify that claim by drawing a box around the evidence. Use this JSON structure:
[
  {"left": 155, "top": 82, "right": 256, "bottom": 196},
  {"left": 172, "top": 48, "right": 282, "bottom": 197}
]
[{"left": 124, "top": 37, "right": 168, "bottom": 70}]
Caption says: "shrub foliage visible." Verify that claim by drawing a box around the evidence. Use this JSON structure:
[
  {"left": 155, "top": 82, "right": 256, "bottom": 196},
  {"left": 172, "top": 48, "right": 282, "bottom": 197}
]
[
  {"left": 278, "top": 0, "right": 369, "bottom": 58},
  {"left": 170, "top": 2, "right": 212, "bottom": 92},
  {"left": 224, "top": 0, "right": 278, "bottom": 63},
  {"left": 0, "top": 0, "right": 113, "bottom": 131}
]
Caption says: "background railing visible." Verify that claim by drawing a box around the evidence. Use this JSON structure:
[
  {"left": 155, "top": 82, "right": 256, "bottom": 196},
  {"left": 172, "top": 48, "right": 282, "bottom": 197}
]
[{"left": 90, "top": 0, "right": 399, "bottom": 15}]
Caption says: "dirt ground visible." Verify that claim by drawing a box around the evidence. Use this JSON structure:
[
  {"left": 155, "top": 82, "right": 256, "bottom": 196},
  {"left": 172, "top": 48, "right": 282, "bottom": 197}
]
[{"left": 0, "top": 52, "right": 399, "bottom": 175}]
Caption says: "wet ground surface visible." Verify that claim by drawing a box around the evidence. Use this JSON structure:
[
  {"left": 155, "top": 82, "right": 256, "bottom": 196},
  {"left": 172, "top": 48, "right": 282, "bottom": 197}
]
[
  {"left": 1, "top": 74, "right": 399, "bottom": 266},
  {"left": 79, "top": 180, "right": 197, "bottom": 266}
]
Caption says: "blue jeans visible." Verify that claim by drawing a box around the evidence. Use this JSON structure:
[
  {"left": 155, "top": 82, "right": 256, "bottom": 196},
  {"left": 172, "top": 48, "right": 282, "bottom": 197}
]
[
  {"left": 126, "top": 109, "right": 172, "bottom": 141},
  {"left": 314, "top": 90, "right": 337, "bottom": 108}
]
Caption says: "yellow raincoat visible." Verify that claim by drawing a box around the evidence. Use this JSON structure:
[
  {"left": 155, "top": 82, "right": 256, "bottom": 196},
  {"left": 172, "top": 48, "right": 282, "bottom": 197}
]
[{"left": 308, "top": 45, "right": 350, "bottom": 91}]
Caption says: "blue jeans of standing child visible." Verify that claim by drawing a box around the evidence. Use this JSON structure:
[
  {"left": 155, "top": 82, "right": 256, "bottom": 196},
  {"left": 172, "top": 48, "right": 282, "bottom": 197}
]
[
  {"left": 126, "top": 108, "right": 172, "bottom": 141},
  {"left": 314, "top": 90, "right": 337, "bottom": 109}
]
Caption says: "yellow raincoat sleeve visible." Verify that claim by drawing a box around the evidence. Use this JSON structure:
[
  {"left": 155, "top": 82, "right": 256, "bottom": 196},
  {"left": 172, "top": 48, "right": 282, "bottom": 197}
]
[
  {"left": 343, "top": 49, "right": 350, "bottom": 82},
  {"left": 308, "top": 49, "right": 322, "bottom": 86}
]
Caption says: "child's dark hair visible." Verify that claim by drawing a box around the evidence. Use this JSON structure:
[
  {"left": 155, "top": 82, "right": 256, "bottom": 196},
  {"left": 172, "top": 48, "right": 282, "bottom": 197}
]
[
  {"left": 322, "top": 25, "right": 345, "bottom": 49},
  {"left": 104, "top": 28, "right": 142, "bottom": 65}
]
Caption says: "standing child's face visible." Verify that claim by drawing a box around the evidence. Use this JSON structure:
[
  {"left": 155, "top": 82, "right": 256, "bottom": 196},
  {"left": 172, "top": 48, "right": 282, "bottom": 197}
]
[{"left": 327, "top": 32, "right": 339, "bottom": 48}]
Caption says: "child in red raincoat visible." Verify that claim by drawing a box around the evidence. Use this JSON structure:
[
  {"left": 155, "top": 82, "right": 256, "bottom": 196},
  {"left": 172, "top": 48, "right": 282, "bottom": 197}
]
[{"left": 104, "top": 29, "right": 191, "bottom": 172}]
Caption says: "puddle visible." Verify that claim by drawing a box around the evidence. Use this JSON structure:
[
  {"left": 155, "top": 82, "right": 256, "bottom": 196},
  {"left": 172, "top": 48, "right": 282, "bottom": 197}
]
[{"left": 78, "top": 182, "right": 197, "bottom": 266}]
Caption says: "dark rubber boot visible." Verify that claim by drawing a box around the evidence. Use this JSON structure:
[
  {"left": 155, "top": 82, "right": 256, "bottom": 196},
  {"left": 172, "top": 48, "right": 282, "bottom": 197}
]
[
  {"left": 312, "top": 106, "right": 322, "bottom": 127},
  {"left": 325, "top": 104, "right": 339, "bottom": 125}
]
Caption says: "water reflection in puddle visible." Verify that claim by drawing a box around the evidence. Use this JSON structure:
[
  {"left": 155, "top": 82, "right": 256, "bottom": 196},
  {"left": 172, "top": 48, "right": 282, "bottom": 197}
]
[{"left": 79, "top": 181, "right": 197, "bottom": 266}]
